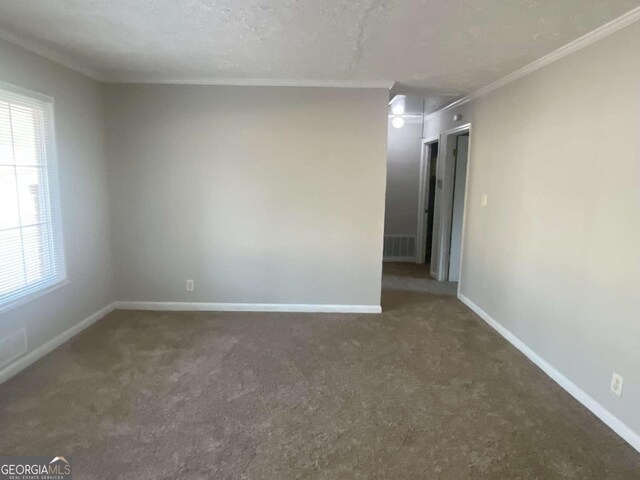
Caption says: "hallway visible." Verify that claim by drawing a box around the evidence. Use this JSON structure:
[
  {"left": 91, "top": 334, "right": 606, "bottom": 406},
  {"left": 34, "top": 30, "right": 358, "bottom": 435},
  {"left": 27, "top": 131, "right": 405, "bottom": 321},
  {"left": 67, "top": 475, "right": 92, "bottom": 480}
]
[{"left": 382, "top": 262, "right": 458, "bottom": 296}]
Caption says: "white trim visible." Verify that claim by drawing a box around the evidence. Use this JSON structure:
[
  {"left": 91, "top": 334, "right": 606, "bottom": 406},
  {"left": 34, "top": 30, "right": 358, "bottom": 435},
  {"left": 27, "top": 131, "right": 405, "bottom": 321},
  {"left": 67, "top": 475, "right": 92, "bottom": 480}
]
[
  {"left": 113, "top": 301, "right": 381, "bottom": 314},
  {"left": 108, "top": 78, "right": 394, "bottom": 89},
  {"left": 0, "top": 80, "right": 56, "bottom": 104},
  {"left": 0, "top": 29, "right": 394, "bottom": 89},
  {"left": 0, "top": 81, "right": 69, "bottom": 315},
  {"left": 0, "top": 299, "right": 377, "bottom": 385},
  {"left": 433, "top": 124, "right": 471, "bottom": 281},
  {"left": 0, "top": 302, "right": 116, "bottom": 384},
  {"left": 0, "top": 29, "right": 104, "bottom": 81},
  {"left": 0, "top": 279, "right": 69, "bottom": 316},
  {"left": 2, "top": 5, "right": 638, "bottom": 90},
  {"left": 455, "top": 125, "right": 473, "bottom": 295},
  {"left": 416, "top": 136, "right": 439, "bottom": 264},
  {"left": 1, "top": 5, "right": 638, "bottom": 90},
  {"left": 458, "top": 292, "right": 640, "bottom": 454},
  {"left": 425, "top": 6, "right": 640, "bottom": 120},
  {"left": 442, "top": 124, "right": 472, "bottom": 136}
]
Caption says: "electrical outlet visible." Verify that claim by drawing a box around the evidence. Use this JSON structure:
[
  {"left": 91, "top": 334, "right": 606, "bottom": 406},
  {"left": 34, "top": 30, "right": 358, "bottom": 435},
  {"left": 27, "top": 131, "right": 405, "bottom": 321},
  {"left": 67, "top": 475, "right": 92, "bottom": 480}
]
[
  {"left": 610, "top": 373, "right": 623, "bottom": 397},
  {"left": 186, "top": 279, "right": 195, "bottom": 292},
  {"left": 481, "top": 194, "right": 488, "bottom": 207}
]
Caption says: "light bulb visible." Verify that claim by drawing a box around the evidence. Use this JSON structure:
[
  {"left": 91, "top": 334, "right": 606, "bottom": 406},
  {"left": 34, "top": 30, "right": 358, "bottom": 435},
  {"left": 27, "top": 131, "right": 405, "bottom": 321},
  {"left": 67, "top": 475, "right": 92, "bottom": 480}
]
[
  {"left": 391, "top": 103, "right": 405, "bottom": 115},
  {"left": 392, "top": 116, "right": 404, "bottom": 129}
]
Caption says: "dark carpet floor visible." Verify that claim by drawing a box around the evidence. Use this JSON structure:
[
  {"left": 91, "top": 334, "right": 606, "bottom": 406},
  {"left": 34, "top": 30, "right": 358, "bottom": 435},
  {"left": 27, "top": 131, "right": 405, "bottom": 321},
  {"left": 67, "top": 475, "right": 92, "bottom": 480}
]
[{"left": 0, "top": 264, "right": 638, "bottom": 479}]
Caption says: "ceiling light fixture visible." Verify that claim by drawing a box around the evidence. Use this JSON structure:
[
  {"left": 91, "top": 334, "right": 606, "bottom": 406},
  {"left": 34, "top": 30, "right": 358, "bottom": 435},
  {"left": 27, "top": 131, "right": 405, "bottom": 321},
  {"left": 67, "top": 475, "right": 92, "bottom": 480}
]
[
  {"left": 392, "top": 116, "right": 405, "bottom": 129},
  {"left": 391, "top": 103, "right": 405, "bottom": 115}
]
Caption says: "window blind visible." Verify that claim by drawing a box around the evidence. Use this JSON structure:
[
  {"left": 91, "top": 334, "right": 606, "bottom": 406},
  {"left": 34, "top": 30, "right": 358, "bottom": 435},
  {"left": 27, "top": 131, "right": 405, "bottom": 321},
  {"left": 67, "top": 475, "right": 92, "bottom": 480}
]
[{"left": 0, "top": 84, "right": 65, "bottom": 312}]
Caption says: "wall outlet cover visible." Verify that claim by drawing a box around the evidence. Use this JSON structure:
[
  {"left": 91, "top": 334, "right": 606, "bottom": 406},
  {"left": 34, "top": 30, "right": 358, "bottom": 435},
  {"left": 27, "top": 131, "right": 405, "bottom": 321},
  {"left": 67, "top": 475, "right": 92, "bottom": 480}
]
[{"left": 610, "top": 372, "right": 623, "bottom": 397}]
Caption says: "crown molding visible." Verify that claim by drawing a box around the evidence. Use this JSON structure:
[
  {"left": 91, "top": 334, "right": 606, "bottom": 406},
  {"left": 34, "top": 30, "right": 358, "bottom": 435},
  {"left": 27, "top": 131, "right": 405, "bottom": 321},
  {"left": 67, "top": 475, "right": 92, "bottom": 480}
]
[
  {"left": 0, "top": 29, "right": 105, "bottom": 81},
  {"left": 425, "top": 5, "right": 640, "bottom": 120},
  {"left": 0, "top": 28, "right": 393, "bottom": 89},
  {"left": 2, "top": 4, "right": 638, "bottom": 93},
  {"left": 106, "top": 78, "right": 394, "bottom": 89}
]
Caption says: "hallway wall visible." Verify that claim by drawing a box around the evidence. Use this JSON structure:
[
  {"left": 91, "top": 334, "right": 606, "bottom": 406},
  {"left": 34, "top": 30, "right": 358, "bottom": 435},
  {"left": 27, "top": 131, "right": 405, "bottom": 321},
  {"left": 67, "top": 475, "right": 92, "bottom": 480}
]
[
  {"left": 424, "top": 21, "right": 640, "bottom": 443},
  {"left": 384, "top": 116, "right": 423, "bottom": 237}
]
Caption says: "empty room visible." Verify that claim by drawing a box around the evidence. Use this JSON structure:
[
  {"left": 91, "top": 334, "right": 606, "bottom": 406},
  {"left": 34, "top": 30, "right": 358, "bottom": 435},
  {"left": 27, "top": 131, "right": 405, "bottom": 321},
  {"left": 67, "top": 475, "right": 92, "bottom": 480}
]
[{"left": 0, "top": 1, "right": 639, "bottom": 478}]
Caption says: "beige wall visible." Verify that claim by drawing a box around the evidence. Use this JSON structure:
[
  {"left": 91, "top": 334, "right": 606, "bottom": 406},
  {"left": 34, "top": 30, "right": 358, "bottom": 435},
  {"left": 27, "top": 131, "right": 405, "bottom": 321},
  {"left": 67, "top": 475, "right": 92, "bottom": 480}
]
[
  {"left": 105, "top": 85, "right": 388, "bottom": 307},
  {"left": 0, "top": 38, "right": 113, "bottom": 369},
  {"left": 426, "top": 22, "right": 640, "bottom": 436}
]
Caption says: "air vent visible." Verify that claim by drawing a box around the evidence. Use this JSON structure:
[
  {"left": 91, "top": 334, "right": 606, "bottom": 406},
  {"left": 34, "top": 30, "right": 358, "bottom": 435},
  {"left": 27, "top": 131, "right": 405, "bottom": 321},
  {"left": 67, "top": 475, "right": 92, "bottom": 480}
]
[
  {"left": 383, "top": 235, "right": 416, "bottom": 261},
  {"left": 0, "top": 328, "right": 27, "bottom": 369}
]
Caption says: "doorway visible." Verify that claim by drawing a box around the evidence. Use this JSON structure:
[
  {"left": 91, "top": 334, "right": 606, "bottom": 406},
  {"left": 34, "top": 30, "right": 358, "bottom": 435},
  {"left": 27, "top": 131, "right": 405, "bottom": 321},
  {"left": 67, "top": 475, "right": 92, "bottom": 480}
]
[
  {"left": 416, "top": 139, "right": 439, "bottom": 272},
  {"left": 447, "top": 133, "right": 469, "bottom": 282},
  {"left": 430, "top": 124, "right": 471, "bottom": 283}
]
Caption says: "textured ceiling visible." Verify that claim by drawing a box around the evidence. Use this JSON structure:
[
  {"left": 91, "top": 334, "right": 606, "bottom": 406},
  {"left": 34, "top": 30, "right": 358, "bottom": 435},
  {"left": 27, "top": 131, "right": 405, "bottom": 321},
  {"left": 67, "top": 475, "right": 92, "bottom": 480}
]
[{"left": 0, "top": 0, "right": 638, "bottom": 104}]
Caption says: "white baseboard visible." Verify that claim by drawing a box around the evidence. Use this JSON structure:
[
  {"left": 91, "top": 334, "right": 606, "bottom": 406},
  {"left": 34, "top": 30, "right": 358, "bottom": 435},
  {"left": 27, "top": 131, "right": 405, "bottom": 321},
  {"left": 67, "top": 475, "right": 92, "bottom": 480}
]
[
  {"left": 0, "top": 299, "right": 377, "bottom": 385},
  {"left": 457, "top": 292, "right": 640, "bottom": 454},
  {"left": 0, "top": 302, "right": 116, "bottom": 385},
  {"left": 113, "top": 301, "right": 382, "bottom": 314}
]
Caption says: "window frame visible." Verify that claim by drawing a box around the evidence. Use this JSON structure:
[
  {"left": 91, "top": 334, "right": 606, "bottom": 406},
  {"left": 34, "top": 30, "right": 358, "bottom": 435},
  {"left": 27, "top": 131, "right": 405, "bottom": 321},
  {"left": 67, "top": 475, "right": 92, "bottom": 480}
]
[{"left": 0, "top": 81, "right": 67, "bottom": 315}]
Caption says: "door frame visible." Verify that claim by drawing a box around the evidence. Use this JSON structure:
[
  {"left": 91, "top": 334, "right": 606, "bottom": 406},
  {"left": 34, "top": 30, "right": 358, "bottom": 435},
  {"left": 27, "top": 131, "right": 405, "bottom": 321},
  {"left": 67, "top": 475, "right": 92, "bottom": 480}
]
[
  {"left": 433, "top": 123, "right": 472, "bottom": 284},
  {"left": 415, "top": 136, "right": 439, "bottom": 267}
]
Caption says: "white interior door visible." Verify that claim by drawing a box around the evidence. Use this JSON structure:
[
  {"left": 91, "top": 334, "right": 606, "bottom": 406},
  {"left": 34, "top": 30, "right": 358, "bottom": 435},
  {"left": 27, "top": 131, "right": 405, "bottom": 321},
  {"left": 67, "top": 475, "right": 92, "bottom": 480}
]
[{"left": 448, "top": 134, "right": 469, "bottom": 282}]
